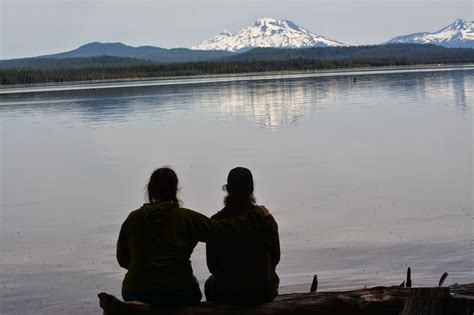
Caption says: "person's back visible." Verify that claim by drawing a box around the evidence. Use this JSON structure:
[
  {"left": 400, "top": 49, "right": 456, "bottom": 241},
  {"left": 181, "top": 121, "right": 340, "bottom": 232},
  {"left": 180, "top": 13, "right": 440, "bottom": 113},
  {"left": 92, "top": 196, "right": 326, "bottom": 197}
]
[
  {"left": 117, "top": 167, "right": 268, "bottom": 309},
  {"left": 205, "top": 167, "right": 280, "bottom": 305},
  {"left": 119, "top": 201, "right": 208, "bottom": 293},
  {"left": 206, "top": 205, "right": 280, "bottom": 304}
]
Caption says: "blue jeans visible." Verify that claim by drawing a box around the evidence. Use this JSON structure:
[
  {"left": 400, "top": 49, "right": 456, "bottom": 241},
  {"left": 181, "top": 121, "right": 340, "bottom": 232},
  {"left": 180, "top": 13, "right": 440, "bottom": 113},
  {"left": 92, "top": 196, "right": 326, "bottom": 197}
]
[{"left": 122, "top": 277, "right": 202, "bottom": 309}]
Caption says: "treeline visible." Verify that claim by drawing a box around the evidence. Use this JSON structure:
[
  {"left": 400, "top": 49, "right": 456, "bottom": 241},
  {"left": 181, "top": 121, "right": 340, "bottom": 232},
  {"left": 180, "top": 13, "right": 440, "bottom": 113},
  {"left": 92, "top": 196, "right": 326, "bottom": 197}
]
[
  {"left": 2, "top": 51, "right": 474, "bottom": 86},
  {"left": 229, "top": 44, "right": 474, "bottom": 62},
  {"left": 0, "top": 55, "right": 150, "bottom": 69}
]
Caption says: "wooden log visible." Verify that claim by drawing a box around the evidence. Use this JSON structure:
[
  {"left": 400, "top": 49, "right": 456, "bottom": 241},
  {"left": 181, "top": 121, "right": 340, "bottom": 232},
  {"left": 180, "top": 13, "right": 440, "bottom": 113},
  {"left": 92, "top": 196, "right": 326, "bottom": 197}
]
[
  {"left": 98, "top": 283, "right": 474, "bottom": 315},
  {"left": 450, "top": 283, "right": 474, "bottom": 296},
  {"left": 401, "top": 287, "right": 472, "bottom": 315}
]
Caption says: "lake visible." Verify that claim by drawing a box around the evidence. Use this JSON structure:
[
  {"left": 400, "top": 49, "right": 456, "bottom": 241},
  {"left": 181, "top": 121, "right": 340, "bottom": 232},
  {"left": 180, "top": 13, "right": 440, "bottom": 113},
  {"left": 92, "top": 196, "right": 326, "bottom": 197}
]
[{"left": 1, "top": 67, "right": 473, "bottom": 314}]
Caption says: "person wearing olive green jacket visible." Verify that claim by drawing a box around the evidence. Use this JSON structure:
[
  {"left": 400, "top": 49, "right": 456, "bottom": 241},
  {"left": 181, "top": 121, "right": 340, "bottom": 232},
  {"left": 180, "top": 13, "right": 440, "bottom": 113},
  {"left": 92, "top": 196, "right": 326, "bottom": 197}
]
[{"left": 117, "top": 167, "right": 267, "bottom": 309}]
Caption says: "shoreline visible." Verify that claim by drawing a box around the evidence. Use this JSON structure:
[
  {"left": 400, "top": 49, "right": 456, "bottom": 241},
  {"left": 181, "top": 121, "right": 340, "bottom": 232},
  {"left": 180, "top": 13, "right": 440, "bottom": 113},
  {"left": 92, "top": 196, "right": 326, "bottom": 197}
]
[{"left": 1, "top": 63, "right": 473, "bottom": 95}]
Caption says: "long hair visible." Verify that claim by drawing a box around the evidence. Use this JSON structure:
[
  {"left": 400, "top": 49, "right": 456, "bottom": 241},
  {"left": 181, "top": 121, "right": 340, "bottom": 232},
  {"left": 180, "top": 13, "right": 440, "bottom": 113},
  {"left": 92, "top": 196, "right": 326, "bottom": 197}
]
[
  {"left": 147, "top": 167, "right": 180, "bottom": 205},
  {"left": 224, "top": 167, "right": 256, "bottom": 207}
]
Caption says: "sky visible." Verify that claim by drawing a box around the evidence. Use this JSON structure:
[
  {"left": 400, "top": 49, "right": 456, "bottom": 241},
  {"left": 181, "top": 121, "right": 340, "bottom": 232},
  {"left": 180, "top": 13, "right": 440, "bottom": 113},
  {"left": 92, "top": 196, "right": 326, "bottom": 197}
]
[{"left": 1, "top": 0, "right": 472, "bottom": 59}]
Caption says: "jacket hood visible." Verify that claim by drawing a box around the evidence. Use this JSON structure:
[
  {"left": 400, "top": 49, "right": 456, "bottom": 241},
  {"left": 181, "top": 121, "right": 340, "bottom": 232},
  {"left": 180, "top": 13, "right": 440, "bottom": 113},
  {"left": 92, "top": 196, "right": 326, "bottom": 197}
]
[{"left": 141, "top": 201, "right": 179, "bottom": 222}]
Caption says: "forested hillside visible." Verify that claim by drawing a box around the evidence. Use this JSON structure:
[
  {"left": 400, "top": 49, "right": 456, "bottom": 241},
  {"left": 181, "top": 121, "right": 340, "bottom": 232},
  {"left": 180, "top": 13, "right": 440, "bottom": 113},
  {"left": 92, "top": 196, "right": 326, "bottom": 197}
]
[
  {"left": 225, "top": 44, "right": 474, "bottom": 62},
  {"left": 1, "top": 44, "right": 473, "bottom": 86},
  {"left": 0, "top": 55, "right": 150, "bottom": 69}
]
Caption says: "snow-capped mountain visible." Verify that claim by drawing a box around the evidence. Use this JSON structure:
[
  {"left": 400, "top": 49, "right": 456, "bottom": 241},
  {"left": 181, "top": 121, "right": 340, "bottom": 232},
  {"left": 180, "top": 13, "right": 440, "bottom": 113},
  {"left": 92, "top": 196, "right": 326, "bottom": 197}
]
[
  {"left": 386, "top": 19, "right": 474, "bottom": 48},
  {"left": 192, "top": 18, "right": 349, "bottom": 52}
]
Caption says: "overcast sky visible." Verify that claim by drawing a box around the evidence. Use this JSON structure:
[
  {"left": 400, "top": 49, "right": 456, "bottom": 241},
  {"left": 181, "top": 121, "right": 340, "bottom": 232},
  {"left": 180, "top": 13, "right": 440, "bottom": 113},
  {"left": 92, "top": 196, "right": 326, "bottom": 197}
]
[{"left": 1, "top": 0, "right": 472, "bottom": 59}]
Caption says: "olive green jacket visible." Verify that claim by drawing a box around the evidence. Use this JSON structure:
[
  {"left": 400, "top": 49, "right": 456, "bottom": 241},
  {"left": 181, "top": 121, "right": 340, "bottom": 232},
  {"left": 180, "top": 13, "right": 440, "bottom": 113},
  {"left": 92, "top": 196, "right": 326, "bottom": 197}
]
[{"left": 117, "top": 201, "right": 265, "bottom": 292}]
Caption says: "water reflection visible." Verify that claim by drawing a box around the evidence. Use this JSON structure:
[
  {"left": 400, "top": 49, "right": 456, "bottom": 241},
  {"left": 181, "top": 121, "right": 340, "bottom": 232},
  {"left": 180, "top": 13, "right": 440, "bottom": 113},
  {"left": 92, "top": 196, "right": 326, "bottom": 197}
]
[
  {"left": 199, "top": 80, "right": 309, "bottom": 129},
  {"left": 428, "top": 70, "right": 473, "bottom": 108},
  {"left": 1, "top": 70, "right": 472, "bottom": 130},
  {"left": 381, "top": 70, "right": 473, "bottom": 108}
]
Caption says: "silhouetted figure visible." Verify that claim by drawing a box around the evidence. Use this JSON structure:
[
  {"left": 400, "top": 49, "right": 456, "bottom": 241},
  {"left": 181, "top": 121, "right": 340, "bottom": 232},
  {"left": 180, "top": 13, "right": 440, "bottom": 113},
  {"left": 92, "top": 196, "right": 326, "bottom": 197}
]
[
  {"left": 205, "top": 167, "right": 280, "bottom": 305},
  {"left": 116, "top": 167, "right": 267, "bottom": 309}
]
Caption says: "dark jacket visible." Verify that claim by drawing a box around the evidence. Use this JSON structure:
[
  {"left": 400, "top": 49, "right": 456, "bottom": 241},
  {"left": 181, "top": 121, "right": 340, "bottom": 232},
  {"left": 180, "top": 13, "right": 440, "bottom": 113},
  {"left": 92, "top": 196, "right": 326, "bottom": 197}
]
[
  {"left": 206, "top": 204, "right": 280, "bottom": 294},
  {"left": 117, "top": 201, "right": 265, "bottom": 292}
]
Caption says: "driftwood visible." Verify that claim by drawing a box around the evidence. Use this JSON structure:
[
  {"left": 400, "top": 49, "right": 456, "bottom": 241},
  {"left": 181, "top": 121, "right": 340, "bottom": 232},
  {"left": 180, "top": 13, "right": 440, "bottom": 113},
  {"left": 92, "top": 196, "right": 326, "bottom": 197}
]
[
  {"left": 98, "top": 283, "right": 474, "bottom": 315},
  {"left": 309, "top": 274, "right": 318, "bottom": 293},
  {"left": 401, "top": 287, "right": 472, "bottom": 315},
  {"left": 406, "top": 268, "right": 412, "bottom": 288},
  {"left": 439, "top": 272, "right": 449, "bottom": 288}
]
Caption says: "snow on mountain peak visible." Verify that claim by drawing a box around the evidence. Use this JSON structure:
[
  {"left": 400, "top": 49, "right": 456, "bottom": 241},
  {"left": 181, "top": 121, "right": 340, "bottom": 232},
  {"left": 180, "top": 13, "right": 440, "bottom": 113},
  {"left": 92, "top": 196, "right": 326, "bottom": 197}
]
[
  {"left": 450, "top": 19, "right": 469, "bottom": 29},
  {"left": 192, "top": 18, "right": 349, "bottom": 52},
  {"left": 386, "top": 19, "right": 474, "bottom": 48},
  {"left": 254, "top": 17, "right": 277, "bottom": 25},
  {"left": 219, "top": 30, "right": 233, "bottom": 37}
]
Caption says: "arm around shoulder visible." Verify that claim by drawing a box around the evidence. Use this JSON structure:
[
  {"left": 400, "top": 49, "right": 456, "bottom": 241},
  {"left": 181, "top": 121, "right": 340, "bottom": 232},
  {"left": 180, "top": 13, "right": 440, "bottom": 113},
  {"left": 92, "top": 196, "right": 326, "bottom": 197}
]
[{"left": 184, "top": 207, "right": 265, "bottom": 243}]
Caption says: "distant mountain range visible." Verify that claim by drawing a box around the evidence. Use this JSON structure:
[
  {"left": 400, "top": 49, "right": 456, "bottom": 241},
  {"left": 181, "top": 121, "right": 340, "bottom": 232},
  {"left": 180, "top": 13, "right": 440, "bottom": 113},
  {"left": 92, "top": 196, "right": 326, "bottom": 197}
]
[
  {"left": 192, "top": 18, "right": 348, "bottom": 52},
  {"left": 386, "top": 19, "right": 473, "bottom": 48},
  {"left": 4, "top": 43, "right": 474, "bottom": 86},
  {"left": 192, "top": 18, "right": 473, "bottom": 51},
  {"left": 36, "top": 42, "right": 232, "bottom": 62},
  {"left": 1, "top": 18, "right": 473, "bottom": 68},
  {"left": 3, "top": 44, "right": 474, "bottom": 71}
]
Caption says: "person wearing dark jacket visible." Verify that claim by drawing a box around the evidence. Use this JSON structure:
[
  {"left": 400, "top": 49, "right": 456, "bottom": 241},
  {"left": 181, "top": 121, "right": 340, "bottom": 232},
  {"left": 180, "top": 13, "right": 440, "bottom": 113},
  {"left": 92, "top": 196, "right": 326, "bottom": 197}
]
[
  {"left": 205, "top": 167, "right": 280, "bottom": 305},
  {"left": 117, "top": 167, "right": 268, "bottom": 309}
]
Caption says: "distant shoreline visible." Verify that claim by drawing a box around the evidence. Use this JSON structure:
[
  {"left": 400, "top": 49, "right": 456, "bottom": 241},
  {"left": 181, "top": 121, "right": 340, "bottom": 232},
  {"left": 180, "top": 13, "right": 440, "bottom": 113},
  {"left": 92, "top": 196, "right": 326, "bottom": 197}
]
[{"left": 1, "top": 63, "right": 473, "bottom": 95}]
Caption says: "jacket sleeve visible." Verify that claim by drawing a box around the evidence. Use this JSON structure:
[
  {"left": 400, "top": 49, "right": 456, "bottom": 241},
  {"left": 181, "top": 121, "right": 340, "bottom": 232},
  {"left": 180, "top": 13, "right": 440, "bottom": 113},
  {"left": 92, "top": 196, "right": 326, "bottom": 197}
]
[
  {"left": 270, "top": 216, "right": 281, "bottom": 268},
  {"left": 116, "top": 217, "right": 131, "bottom": 269},
  {"left": 186, "top": 208, "right": 265, "bottom": 243},
  {"left": 206, "top": 212, "right": 219, "bottom": 275},
  {"left": 206, "top": 240, "right": 219, "bottom": 275}
]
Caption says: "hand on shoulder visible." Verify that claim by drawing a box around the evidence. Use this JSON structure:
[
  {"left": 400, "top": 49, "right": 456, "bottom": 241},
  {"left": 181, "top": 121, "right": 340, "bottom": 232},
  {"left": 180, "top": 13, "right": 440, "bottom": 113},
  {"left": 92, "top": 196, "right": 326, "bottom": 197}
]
[{"left": 256, "top": 205, "right": 270, "bottom": 217}]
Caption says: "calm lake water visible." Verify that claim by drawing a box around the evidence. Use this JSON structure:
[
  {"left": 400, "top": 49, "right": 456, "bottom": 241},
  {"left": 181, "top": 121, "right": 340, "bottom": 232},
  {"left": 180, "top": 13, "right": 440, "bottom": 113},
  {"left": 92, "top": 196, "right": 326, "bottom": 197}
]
[{"left": 1, "top": 67, "right": 473, "bottom": 314}]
